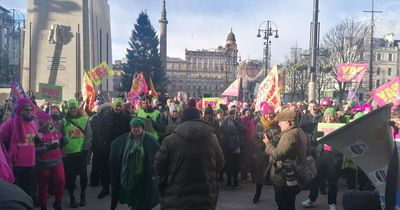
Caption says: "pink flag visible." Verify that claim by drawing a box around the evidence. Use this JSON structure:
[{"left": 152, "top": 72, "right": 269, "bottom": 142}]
[
  {"left": 336, "top": 63, "right": 368, "bottom": 83},
  {"left": 221, "top": 78, "right": 241, "bottom": 97},
  {"left": 369, "top": 76, "right": 400, "bottom": 108},
  {"left": 128, "top": 72, "right": 148, "bottom": 99},
  {"left": 255, "top": 65, "right": 281, "bottom": 112}
]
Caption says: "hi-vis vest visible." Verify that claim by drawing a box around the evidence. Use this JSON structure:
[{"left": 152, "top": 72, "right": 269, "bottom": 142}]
[
  {"left": 62, "top": 116, "right": 89, "bottom": 154},
  {"left": 137, "top": 109, "right": 160, "bottom": 140}
]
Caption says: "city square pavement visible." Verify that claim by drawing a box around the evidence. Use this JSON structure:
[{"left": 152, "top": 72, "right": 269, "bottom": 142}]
[{"left": 36, "top": 177, "right": 347, "bottom": 210}]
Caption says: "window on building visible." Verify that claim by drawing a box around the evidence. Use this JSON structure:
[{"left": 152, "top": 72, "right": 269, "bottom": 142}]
[
  {"left": 376, "top": 79, "right": 380, "bottom": 88},
  {"left": 388, "top": 53, "right": 393, "bottom": 62},
  {"left": 376, "top": 67, "right": 381, "bottom": 75},
  {"left": 376, "top": 53, "right": 382, "bottom": 61},
  {"left": 388, "top": 68, "right": 392, "bottom": 76}
]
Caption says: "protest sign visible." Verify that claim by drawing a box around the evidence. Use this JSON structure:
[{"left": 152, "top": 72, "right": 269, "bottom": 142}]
[
  {"left": 38, "top": 83, "right": 62, "bottom": 102},
  {"left": 87, "top": 62, "right": 114, "bottom": 86}
]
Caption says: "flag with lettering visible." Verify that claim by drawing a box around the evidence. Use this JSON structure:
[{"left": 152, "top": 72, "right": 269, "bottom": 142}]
[
  {"left": 369, "top": 76, "right": 400, "bottom": 108},
  {"left": 336, "top": 63, "right": 368, "bottom": 83},
  {"left": 148, "top": 77, "right": 158, "bottom": 98},
  {"left": 255, "top": 65, "right": 281, "bottom": 111},
  {"left": 9, "top": 81, "right": 26, "bottom": 110},
  {"left": 221, "top": 77, "right": 241, "bottom": 97},
  {"left": 128, "top": 72, "right": 148, "bottom": 99},
  {"left": 82, "top": 72, "right": 95, "bottom": 111},
  {"left": 87, "top": 62, "right": 114, "bottom": 86}
]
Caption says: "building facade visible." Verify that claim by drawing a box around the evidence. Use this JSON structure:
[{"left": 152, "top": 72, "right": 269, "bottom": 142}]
[
  {"left": 0, "top": 6, "right": 24, "bottom": 86},
  {"left": 22, "top": 0, "right": 113, "bottom": 100},
  {"left": 166, "top": 30, "right": 239, "bottom": 98}
]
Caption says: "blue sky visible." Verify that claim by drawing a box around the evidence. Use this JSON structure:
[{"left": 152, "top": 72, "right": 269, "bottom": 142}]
[{"left": 3, "top": 0, "right": 400, "bottom": 64}]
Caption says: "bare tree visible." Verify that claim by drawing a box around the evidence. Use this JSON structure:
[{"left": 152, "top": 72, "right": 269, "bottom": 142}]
[{"left": 321, "top": 18, "right": 369, "bottom": 102}]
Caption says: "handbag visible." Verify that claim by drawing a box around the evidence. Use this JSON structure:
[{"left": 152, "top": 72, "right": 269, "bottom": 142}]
[{"left": 295, "top": 133, "right": 317, "bottom": 190}]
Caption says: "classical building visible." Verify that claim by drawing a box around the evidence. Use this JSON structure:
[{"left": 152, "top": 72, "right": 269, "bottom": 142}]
[
  {"left": 0, "top": 6, "right": 24, "bottom": 86},
  {"left": 22, "top": 0, "right": 113, "bottom": 100},
  {"left": 166, "top": 30, "right": 239, "bottom": 98}
]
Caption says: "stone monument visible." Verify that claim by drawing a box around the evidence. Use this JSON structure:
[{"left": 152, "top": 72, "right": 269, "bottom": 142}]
[{"left": 22, "top": 0, "right": 113, "bottom": 100}]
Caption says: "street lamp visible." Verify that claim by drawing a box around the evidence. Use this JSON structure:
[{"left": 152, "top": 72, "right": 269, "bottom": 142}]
[{"left": 257, "top": 20, "right": 279, "bottom": 77}]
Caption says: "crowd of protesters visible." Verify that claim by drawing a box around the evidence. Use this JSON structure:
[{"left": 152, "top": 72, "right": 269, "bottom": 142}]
[{"left": 0, "top": 92, "right": 396, "bottom": 210}]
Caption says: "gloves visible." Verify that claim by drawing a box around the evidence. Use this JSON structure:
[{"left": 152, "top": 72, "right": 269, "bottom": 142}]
[{"left": 46, "top": 142, "right": 59, "bottom": 150}]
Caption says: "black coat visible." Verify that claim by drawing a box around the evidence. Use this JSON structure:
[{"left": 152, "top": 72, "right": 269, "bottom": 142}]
[
  {"left": 109, "top": 133, "right": 160, "bottom": 210},
  {"left": 99, "top": 111, "right": 131, "bottom": 149}
]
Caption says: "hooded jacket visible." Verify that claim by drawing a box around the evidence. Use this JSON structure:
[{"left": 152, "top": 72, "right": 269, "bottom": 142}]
[{"left": 154, "top": 120, "right": 225, "bottom": 210}]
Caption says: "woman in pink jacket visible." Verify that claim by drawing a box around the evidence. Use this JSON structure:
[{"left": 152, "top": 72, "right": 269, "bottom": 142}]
[{"left": 36, "top": 112, "right": 66, "bottom": 210}]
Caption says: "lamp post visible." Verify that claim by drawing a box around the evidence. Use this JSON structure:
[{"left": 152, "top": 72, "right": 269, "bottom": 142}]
[{"left": 257, "top": 20, "right": 279, "bottom": 78}]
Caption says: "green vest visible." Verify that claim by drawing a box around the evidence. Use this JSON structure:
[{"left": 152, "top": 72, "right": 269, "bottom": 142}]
[
  {"left": 62, "top": 116, "right": 89, "bottom": 154},
  {"left": 137, "top": 109, "right": 160, "bottom": 140}
]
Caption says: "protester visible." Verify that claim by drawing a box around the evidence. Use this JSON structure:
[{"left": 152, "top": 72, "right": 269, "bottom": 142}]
[
  {"left": 264, "top": 110, "right": 307, "bottom": 210},
  {"left": 89, "top": 102, "right": 112, "bottom": 187},
  {"left": 109, "top": 118, "right": 159, "bottom": 210},
  {"left": 240, "top": 107, "right": 256, "bottom": 183},
  {"left": 252, "top": 103, "right": 276, "bottom": 203},
  {"left": 35, "top": 112, "right": 66, "bottom": 210},
  {"left": 220, "top": 108, "right": 248, "bottom": 188},
  {"left": 165, "top": 103, "right": 180, "bottom": 125},
  {"left": 62, "top": 99, "right": 92, "bottom": 208},
  {"left": 155, "top": 105, "right": 224, "bottom": 210},
  {"left": 96, "top": 98, "right": 131, "bottom": 199},
  {"left": 302, "top": 107, "right": 340, "bottom": 210},
  {"left": 0, "top": 98, "right": 38, "bottom": 200},
  {"left": 137, "top": 96, "right": 164, "bottom": 141}
]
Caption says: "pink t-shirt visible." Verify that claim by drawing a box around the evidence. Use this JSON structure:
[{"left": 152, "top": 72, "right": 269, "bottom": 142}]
[
  {"left": 37, "top": 131, "right": 62, "bottom": 162},
  {"left": 0, "top": 118, "right": 37, "bottom": 167}
]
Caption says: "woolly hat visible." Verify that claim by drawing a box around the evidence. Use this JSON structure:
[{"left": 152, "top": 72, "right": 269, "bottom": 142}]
[
  {"left": 261, "top": 103, "right": 274, "bottom": 115},
  {"left": 37, "top": 112, "right": 52, "bottom": 126},
  {"left": 321, "top": 98, "right": 332, "bottom": 106},
  {"left": 130, "top": 118, "right": 145, "bottom": 128},
  {"left": 324, "top": 107, "right": 336, "bottom": 118},
  {"left": 362, "top": 103, "right": 373, "bottom": 112},
  {"left": 112, "top": 98, "right": 124, "bottom": 107},
  {"left": 181, "top": 108, "right": 200, "bottom": 122},
  {"left": 353, "top": 112, "right": 365, "bottom": 120},
  {"left": 15, "top": 98, "right": 34, "bottom": 114},
  {"left": 67, "top": 99, "right": 79, "bottom": 108}
]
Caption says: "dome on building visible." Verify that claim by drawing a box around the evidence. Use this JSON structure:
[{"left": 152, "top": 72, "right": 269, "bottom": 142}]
[{"left": 227, "top": 29, "right": 236, "bottom": 42}]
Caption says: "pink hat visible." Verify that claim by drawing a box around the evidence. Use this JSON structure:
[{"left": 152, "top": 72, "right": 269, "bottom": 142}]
[
  {"left": 37, "top": 111, "right": 52, "bottom": 125},
  {"left": 321, "top": 98, "right": 332, "bottom": 106},
  {"left": 15, "top": 98, "right": 34, "bottom": 114},
  {"left": 362, "top": 103, "right": 373, "bottom": 112},
  {"left": 261, "top": 103, "right": 274, "bottom": 115},
  {"left": 352, "top": 105, "right": 363, "bottom": 114}
]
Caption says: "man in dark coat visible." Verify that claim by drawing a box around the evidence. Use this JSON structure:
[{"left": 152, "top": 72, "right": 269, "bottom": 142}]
[
  {"left": 109, "top": 118, "right": 160, "bottom": 210},
  {"left": 154, "top": 106, "right": 225, "bottom": 210},
  {"left": 89, "top": 103, "right": 112, "bottom": 187},
  {"left": 96, "top": 98, "right": 131, "bottom": 199}
]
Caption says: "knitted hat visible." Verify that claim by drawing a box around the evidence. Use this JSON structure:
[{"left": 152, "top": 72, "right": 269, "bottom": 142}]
[
  {"left": 261, "top": 103, "right": 274, "bottom": 115},
  {"left": 37, "top": 112, "right": 52, "bottom": 125},
  {"left": 362, "top": 103, "right": 373, "bottom": 112},
  {"left": 15, "top": 98, "right": 34, "bottom": 114},
  {"left": 112, "top": 98, "right": 124, "bottom": 107},
  {"left": 353, "top": 112, "right": 365, "bottom": 120},
  {"left": 324, "top": 107, "right": 336, "bottom": 118},
  {"left": 321, "top": 98, "right": 332, "bottom": 106},
  {"left": 67, "top": 99, "right": 79, "bottom": 108},
  {"left": 130, "top": 118, "right": 145, "bottom": 128}
]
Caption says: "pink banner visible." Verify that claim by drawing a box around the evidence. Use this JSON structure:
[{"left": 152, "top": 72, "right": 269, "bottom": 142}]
[
  {"left": 221, "top": 78, "right": 241, "bottom": 97},
  {"left": 336, "top": 63, "right": 368, "bottom": 83},
  {"left": 128, "top": 72, "right": 148, "bottom": 99},
  {"left": 369, "top": 76, "right": 400, "bottom": 108}
]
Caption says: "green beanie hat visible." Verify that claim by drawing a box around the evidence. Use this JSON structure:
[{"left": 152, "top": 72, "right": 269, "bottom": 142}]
[
  {"left": 130, "top": 118, "right": 145, "bottom": 128},
  {"left": 324, "top": 107, "right": 336, "bottom": 118},
  {"left": 67, "top": 99, "right": 79, "bottom": 108},
  {"left": 113, "top": 98, "right": 124, "bottom": 107},
  {"left": 353, "top": 112, "right": 365, "bottom": 120}
]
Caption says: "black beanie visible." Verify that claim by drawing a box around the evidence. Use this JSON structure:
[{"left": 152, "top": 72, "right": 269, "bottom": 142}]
[{"left": 181, "top": 108, "right": 200, "bottom": 122}]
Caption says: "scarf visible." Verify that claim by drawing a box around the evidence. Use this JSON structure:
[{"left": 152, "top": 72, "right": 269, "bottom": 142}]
[
  {"left": 259, "top": 115, "right": 274, "bottom": 129},
  {"left": 121, "top": 133, "right": 145, "bottom": 189}
]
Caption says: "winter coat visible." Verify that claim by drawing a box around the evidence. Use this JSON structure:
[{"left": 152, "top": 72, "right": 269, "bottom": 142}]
[
  {"left": 299, "top": 111, "right": 323, "bottom": 142},
  {"left": 98, "top": 111, "right": 131, "bottom": 150},
  {"left": 265, "top": 126, "right": 308, "bottom": 186},
  {"left": 220, "top": 119, "right": 248, "bottom": 154},
  {"left": 154, "top": 119, "right": 225, "bottom": 210},
  {"left": 109, "top": 133, "right": 160, "bottom": 210}
]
